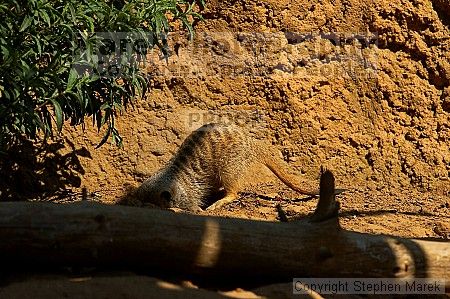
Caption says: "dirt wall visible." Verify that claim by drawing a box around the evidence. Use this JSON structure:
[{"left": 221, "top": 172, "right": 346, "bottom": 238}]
[{"left": 69, "top": 0, "right": 449, "bottom": 197}]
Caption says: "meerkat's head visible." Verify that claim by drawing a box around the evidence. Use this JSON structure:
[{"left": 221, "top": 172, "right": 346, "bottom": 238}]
[{"left": 135, "top": 170, "right": 188, "bottom": 209}]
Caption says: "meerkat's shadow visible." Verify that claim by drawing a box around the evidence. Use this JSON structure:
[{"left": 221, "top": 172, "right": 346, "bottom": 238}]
[
  {"left": 116, "top": 184, "right": 227, "bottom": 212},
  {"left": 200, "top": 189, "right": 228, "bottom": 210}
]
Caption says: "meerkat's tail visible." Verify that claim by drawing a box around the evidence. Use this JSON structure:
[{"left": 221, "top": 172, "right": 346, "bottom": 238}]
[{"left": 264, "top": 157, "right": 320, "bottom": 196}]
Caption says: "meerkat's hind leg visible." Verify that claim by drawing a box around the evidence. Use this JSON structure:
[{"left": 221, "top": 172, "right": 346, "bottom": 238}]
[
  {"left": 207, "top": 156, "right": 248, "bottom": 211},
  {"left": 206, "top": 192, "right": 238, "bottom": 211},
  {"left": 206, "top": 171, "right": 241, "bottom": 210}
]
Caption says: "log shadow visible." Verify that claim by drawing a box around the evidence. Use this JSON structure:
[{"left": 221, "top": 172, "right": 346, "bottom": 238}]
[
  {"left": 340, "top": 209, "right": 446, "bottom": 218},
  {"left": 0, "top": 136, "right": 91, "bottom": 201}
]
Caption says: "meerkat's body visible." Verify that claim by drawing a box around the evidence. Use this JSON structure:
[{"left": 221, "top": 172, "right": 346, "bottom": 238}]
[{"left": 136, "top": 123, "right": 319, "bottom": 211}]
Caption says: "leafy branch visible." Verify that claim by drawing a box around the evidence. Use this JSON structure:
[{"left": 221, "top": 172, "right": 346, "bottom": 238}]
[{"left": 0, "top": 0, "right": 204, "bottom": 149}]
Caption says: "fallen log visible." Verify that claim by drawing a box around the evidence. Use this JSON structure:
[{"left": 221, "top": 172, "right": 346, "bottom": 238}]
[{"left": 0, "top": 201, "right": 448, "bottom": 280}]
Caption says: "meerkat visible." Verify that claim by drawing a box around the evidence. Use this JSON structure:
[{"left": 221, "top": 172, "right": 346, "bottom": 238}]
[{"left": 136, "top": 123, "right": 324, "bottom": 212}]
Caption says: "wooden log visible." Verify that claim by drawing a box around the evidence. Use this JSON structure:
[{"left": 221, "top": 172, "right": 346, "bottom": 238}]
[{"left": 0, "top": 201, "right": 448, "bottom": 280}]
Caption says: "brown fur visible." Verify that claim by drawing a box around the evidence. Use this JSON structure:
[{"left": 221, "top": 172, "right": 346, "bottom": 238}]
[{"left": 136, "top": 123, "right": 319, "bottom": 211}]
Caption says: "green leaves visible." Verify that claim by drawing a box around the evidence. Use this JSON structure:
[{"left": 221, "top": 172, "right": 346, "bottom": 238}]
[
  {"left": 49, "top": 98, "right": 64, "bottom": 132},
  {"left": 66, "top": 69, "right": 78, "bottom": 91},
  {"left": 0, "top": 0, "right": 204, "bottom": 150},
  {"left": 19, "top": 16, "right": 33, "bottom": 32}
]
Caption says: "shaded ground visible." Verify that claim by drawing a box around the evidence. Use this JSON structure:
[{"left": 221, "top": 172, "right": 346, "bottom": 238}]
[
  {"left": 1, "top": 274, "right": 447, "bottom": 298},
  {"left": 0, "top": 0, "right": 449, "bottom": 297}
]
